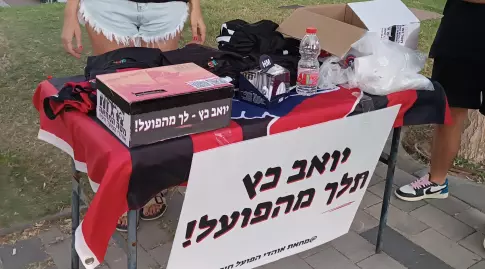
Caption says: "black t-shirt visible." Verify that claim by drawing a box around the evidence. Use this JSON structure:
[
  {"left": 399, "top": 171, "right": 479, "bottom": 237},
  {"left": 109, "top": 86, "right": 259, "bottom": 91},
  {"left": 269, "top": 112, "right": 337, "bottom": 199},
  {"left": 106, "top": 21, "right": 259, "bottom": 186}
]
[{"left": 429, "top": 0, "right": 485, "bottom": 59}]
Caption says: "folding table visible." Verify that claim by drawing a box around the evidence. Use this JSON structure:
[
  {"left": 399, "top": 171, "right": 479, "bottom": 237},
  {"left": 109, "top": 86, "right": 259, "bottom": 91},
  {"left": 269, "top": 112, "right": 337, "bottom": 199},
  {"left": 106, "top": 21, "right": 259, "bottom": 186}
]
[{"left": 34, "top": 76, "right": 449, "bottom": 269}]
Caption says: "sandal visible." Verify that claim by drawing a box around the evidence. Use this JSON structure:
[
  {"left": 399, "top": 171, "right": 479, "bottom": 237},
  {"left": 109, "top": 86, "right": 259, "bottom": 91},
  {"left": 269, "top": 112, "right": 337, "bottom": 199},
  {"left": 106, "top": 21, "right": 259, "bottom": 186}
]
[
  {"left": 140, "top": 192, "right": 167, "bottom": 221},
  {"left": 116, "top": 212, "right": 140, "bottom": 233}
]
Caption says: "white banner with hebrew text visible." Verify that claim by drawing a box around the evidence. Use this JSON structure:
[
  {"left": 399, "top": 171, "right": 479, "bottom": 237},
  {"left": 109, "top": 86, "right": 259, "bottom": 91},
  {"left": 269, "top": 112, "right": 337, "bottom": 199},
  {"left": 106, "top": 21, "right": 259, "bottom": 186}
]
[{"left": 167, "top": 105, "right": 400, "bottom": 269}]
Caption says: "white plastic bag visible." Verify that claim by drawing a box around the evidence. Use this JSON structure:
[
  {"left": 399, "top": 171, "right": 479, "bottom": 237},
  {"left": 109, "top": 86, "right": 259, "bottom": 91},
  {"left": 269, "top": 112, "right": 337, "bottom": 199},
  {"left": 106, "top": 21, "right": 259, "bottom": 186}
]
[
  {"left": 347, "top": 33, "right": 434, "bottom": 95},
  {"left": 318, "top": 56, "right": 350, "bottom": 89}
]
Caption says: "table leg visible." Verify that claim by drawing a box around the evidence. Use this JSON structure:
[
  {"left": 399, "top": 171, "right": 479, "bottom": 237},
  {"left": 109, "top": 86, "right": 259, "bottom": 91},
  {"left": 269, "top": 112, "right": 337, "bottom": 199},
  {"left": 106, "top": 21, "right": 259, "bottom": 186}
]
[
  {"left": 127, "top": 210, "right": 138, "bottom": 269},
  {"left": 375, "top": 127, "right": 401, "bottom": 253},
  {"left": 71, "top": 159, "right": 81, "bottom": 269}
]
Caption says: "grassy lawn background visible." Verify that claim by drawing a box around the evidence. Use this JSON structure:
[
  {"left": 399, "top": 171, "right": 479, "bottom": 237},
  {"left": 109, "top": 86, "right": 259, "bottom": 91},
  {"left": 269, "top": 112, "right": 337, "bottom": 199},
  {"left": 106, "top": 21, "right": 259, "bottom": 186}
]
[{"left": 0, "top": 0, "right": 445, "bottom": 228}]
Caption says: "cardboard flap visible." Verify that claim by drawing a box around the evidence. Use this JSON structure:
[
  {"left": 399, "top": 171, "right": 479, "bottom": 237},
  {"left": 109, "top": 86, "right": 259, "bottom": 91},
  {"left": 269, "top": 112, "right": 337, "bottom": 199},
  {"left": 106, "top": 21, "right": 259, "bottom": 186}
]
[
  {"left": 409, "top": 8, "right": 443, "bottom": 21},
  {"left": 348, "top": 0, "right": 419, "bottom": 31},
  {"left": 277, "top": 8, "right": 366, "bottom": 58},
  {"left": 302, "top": 4, "right": 347, "bottom": 20}
]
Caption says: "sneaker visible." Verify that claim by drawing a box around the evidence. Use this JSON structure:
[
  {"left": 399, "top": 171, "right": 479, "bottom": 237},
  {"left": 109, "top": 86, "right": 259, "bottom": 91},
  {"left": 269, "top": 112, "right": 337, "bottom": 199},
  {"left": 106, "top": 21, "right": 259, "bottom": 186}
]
[{"left": 395, "top": 174, "right": 449, "bottom": 202}]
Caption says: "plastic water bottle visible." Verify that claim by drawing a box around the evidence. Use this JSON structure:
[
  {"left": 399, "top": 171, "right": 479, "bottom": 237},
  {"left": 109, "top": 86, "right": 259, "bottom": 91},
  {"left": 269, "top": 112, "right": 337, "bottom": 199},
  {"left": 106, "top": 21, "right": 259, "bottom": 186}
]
[{"left": 296, "top": 27, "right": 321, "bottom": 96}]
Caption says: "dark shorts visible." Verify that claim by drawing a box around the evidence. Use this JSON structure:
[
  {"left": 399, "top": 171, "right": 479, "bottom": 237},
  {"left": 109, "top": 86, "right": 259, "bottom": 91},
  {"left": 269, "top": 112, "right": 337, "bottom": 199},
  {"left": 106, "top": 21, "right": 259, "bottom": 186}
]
[{"left": 432, "top": 58, "right": 485, "bottom": 114}]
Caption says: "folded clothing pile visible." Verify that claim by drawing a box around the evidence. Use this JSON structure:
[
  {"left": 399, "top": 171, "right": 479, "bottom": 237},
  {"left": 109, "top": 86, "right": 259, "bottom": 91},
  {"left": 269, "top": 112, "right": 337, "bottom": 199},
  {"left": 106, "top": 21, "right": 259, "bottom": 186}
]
[
  {"left": 43, "top": 81, "right": 97, "bottom": 120},
  {"left": 217, "top": 19, "right": 301, "bottom": 85},
  {"left": 84, "top": 47, "right": 163, "bottom": 80},
  {"left": 161, "top": 44, "right": 259, "bottom": 87},
  {"left": 44, "top": 47, "right": 163, "bottom": 120}
]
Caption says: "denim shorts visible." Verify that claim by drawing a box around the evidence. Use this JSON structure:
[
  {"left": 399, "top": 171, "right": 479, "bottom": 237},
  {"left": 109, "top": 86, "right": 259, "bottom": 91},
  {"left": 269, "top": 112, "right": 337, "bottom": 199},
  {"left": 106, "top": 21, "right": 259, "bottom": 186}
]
[{"left": 78, "top": 0, "right": 189, "bottom": 46}]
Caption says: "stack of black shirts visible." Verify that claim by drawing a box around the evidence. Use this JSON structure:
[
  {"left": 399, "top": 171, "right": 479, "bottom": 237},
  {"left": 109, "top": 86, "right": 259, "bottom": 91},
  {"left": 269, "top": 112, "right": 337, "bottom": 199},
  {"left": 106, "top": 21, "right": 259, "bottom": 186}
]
[{"left": 217, "top": 19, "right": 301, "bottom": 85}]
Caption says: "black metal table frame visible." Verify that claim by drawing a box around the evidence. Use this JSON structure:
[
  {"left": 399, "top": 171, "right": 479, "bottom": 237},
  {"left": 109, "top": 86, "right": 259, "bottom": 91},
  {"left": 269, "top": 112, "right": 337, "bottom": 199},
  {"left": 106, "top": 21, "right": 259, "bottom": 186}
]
[{"left": 69, "top": 127, "right": 402, "bottom": 269}]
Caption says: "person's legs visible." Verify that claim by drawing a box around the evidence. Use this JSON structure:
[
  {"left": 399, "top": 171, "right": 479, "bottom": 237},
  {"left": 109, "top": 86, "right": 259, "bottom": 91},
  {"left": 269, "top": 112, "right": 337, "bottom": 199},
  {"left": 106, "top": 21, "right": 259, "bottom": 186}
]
[
  {"left": 85, "top": 25, "right": 133, "bottom": 55},
  {"left": 429, "top": 107, "right": 469, "bottom": 185},
  {"left": 142, "top": 32, "right": 182, "bottom": 52},
  {"left": 79, "top": 0, "right": 183, "bottom": 231},
  {"left": 116, "top": 192, "right": 168, "bottom": 232},
  {"left": 395, "top": 57, "right": 483, "bottom": 202},
  {"left": 138, "top": 1, "right": 188, "bottom": 52},
  {"left": 126, "top": 1, "right": 188, "bottom": 226},
  {"left": 79, "top": 0, "right": 143, "bottom": 232},
  {"left": 78, "top": 0, "right": 139, "bottom": 55}
]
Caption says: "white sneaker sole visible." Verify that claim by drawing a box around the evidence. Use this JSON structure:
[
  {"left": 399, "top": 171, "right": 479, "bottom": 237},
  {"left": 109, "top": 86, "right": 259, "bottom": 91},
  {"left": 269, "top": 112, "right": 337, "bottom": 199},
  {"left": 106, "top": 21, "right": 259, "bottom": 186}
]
[{"left": 395, "top": 190, "right": 449, "bottom": 202}]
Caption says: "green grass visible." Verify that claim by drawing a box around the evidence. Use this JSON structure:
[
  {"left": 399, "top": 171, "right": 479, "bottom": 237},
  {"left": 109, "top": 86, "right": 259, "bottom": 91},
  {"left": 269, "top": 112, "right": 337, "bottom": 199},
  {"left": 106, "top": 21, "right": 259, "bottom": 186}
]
[{"left": 0, "top": 0, "right": 445, "bottom": 228}]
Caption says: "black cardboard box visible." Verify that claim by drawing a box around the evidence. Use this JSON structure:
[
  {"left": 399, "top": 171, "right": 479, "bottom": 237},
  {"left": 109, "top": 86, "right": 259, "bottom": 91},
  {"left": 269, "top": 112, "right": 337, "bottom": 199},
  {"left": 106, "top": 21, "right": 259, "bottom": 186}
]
[
  {"left": 96, "top": 63, "right": 234, "bottom": 148},
  {"left": 236, "top": 67, "right": 291, "bottom": 109}
]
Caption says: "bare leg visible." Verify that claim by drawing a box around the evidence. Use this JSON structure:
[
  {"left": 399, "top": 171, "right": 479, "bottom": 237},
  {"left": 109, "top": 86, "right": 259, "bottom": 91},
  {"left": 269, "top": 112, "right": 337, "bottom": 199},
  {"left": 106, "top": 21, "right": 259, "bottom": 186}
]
[
  {"left": 429, "top": 107, "right": 469, "bottom": 185},
  {"left": 85, "top": 24, "right": 133, "bottom": 55},
  {"left": 86, "top": 23, "right": 182, "bottom": 55},
  {"left": 86, "top": 28, "right": 179, "bottom": 230},
  {"left": 85, "top": 22, "right": 137, "bottom": 231},
  {"left": 142, "top": 31, "right": 182, "bottom": 52},
  {"left": 132, "top": 35, "right": 181, "bottom": 220},
  {"left": 395, "top": 107, "right": 469, "bottom": 202}
]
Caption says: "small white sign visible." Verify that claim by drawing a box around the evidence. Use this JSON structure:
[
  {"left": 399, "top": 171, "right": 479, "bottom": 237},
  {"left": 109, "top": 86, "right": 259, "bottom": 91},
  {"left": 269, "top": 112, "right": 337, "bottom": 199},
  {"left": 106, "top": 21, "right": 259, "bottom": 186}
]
[{"left": 167, "top": 105, "right": 400, "bottom": 269}]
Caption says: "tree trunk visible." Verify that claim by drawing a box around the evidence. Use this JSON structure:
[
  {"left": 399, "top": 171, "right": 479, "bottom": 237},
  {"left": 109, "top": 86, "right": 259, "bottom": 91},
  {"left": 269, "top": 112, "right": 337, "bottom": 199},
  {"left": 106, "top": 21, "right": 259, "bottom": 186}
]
[{"left": 458, "top": 110, "right": 485, "bottom": 163}]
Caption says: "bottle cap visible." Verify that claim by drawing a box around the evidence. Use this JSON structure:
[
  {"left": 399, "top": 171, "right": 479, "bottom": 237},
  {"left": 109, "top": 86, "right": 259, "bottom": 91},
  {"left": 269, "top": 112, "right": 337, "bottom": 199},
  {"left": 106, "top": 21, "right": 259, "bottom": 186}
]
[{"left": 306, "top": 27, "right": 317, "bottom": 34}]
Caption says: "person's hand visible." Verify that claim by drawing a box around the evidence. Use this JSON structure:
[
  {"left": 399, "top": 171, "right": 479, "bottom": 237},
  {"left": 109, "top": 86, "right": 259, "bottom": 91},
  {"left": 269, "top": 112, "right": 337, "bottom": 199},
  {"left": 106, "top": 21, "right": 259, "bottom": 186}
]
[
  {"left": 190, "top": 7, "right": 206, "bottom": 44},
  {"left": 61, "top": 10, "right": 83, "bottom": 58}
]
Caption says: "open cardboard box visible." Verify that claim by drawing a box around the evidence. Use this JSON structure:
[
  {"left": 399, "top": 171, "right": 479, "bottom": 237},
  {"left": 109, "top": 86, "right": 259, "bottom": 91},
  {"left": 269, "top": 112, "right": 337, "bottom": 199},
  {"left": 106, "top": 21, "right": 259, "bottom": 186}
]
[{"left": 278, "top": 0, "right": 442, "bottom": 58}]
